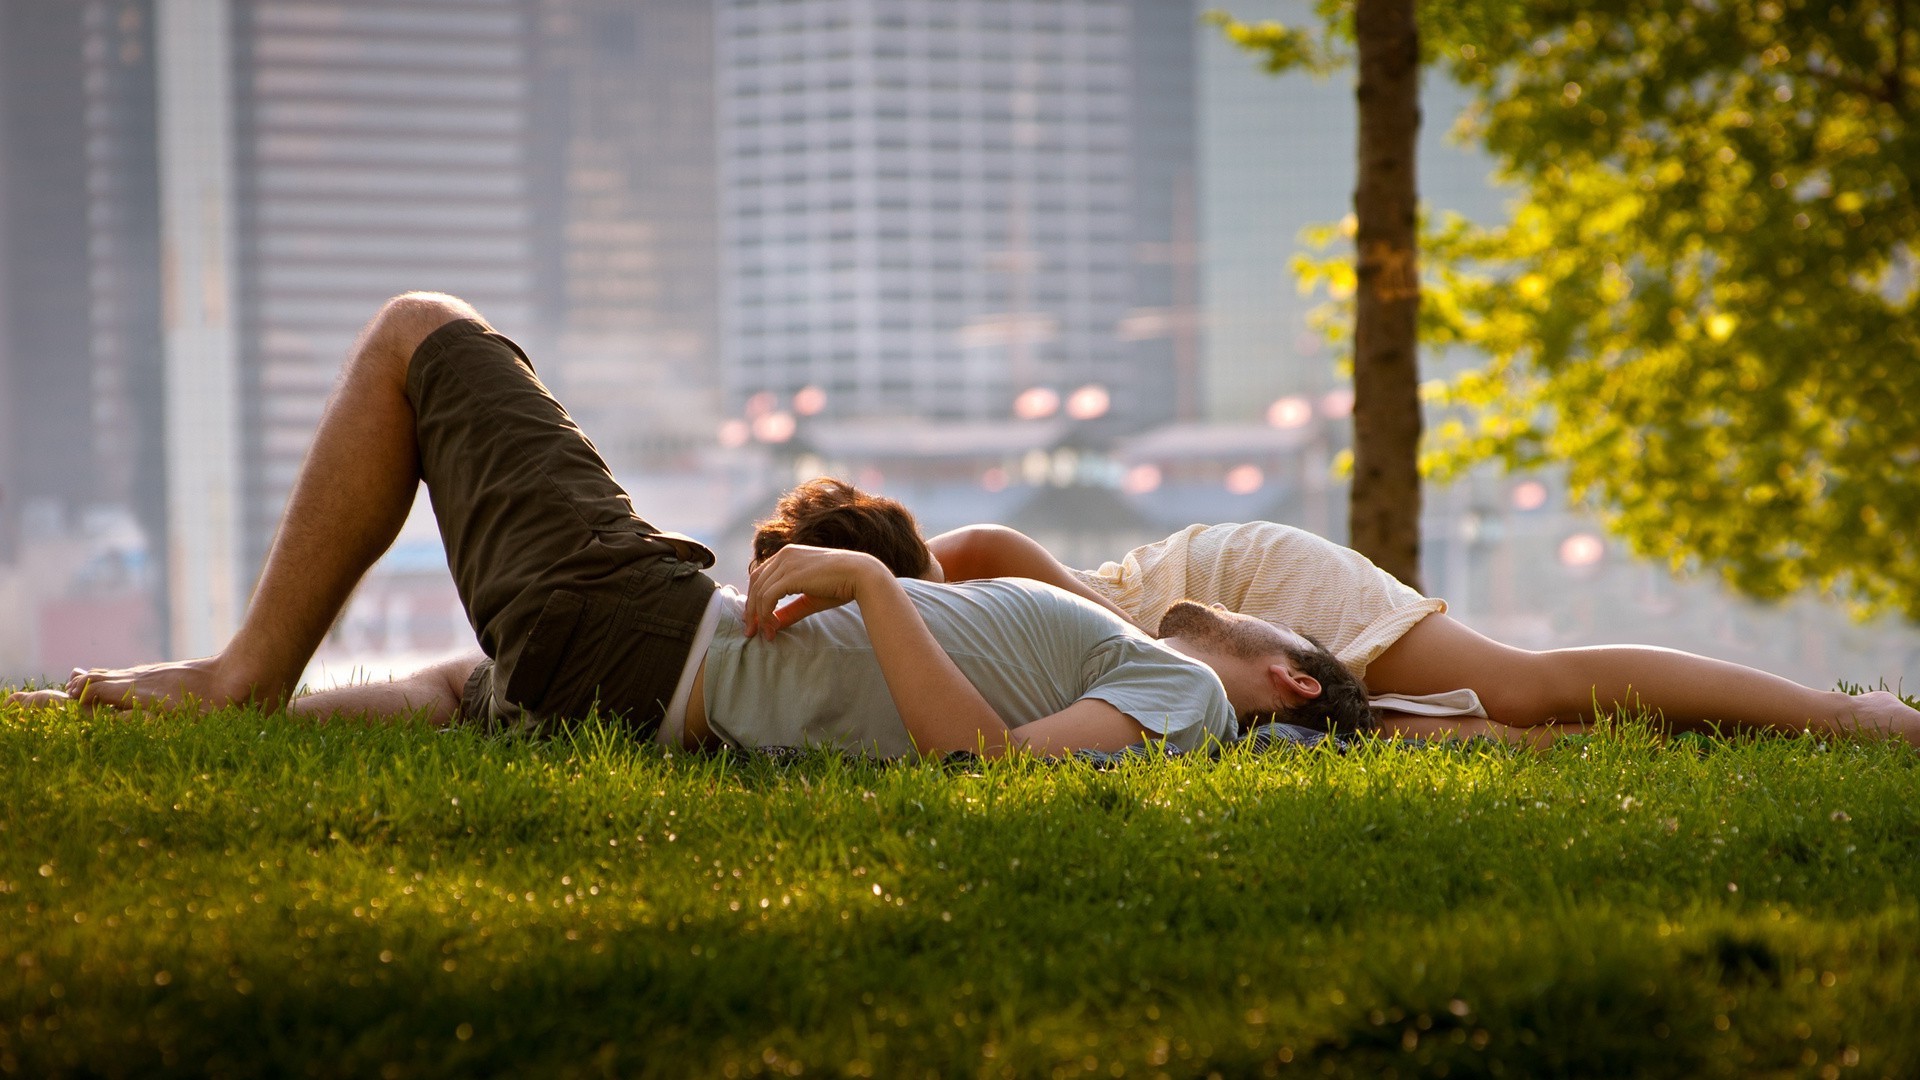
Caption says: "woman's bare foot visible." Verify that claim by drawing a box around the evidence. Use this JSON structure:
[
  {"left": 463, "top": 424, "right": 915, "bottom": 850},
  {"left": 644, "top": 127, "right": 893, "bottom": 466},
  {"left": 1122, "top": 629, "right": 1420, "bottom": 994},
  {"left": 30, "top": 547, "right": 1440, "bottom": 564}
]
[
  {"left": 1842, "top": 691, "right": 1920, "bottom": 745},
  {"left": 63, "top": 655, "right": 281, "bottom": 712}
]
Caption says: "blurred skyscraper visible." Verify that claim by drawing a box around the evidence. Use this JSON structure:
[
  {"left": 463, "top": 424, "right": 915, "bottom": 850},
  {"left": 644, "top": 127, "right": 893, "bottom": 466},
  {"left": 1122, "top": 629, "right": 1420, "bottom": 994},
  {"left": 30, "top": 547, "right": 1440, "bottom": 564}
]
[
  {"left": 1, "top": 2, "right": 111, "bottom": 546},
  {"left": 0, "top": 1, "right": 166, "bottom": 569},
  {"left": 230, "top": 0, "right": 539, "bottom": 579},
  {"left": 529, "top": 0, "right": 720, "bottom": 469},
  {"left": 1196, "top": 0, "right": 1503, "bottom": 421},
  {"left": 716, "top": 0, "right": 1198, "bottom": 429},
  {"left": 3, "top": 0, "right": 723, "bottom": 659}
]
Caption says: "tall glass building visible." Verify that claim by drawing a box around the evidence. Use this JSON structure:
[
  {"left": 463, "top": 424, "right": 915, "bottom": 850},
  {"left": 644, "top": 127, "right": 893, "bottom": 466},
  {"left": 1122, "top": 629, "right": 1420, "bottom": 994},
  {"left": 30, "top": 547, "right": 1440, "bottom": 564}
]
[
  {"left": 716, "top": 0, "right": 1197, "bottom": 429},
  {"left": 528, "top": 0, "right": 721, "bottom": 471},
  {"left": 232, "top": 0, "right": 539, "bottom": 573}
]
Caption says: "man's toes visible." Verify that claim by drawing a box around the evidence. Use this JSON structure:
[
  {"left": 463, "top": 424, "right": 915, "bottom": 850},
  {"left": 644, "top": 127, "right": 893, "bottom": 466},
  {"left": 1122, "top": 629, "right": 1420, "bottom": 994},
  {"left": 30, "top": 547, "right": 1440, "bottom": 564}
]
[{"left": 6, "top": 689, "right": 72, "bottom": 707}]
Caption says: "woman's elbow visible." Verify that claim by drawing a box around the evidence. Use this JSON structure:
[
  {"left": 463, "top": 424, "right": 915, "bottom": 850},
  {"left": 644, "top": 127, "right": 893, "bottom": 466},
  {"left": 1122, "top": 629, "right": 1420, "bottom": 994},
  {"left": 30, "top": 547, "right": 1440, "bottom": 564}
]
[{"left": 928, "top": 523, "right": 1016, "bottom": 582}]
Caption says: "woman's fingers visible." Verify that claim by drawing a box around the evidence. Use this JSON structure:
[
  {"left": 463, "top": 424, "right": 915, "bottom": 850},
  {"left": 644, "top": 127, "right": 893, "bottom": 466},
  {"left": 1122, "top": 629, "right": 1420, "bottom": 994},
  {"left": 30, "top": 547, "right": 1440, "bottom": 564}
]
[
  {"left": 744, "top": 550, "right": 801, "bottom": 638},
  {"left": 772, "top": 594, "right": 849, "bottom": 631},
  {"left": 743, "top": 546, "right": 870, "bottom": 640}
]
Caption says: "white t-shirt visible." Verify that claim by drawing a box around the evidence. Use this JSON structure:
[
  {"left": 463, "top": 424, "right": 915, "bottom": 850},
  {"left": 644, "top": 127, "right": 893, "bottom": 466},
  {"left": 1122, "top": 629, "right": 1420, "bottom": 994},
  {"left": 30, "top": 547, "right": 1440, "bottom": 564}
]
[{"left": 693, "top": 577, "right": 1237, "bottom": 758}]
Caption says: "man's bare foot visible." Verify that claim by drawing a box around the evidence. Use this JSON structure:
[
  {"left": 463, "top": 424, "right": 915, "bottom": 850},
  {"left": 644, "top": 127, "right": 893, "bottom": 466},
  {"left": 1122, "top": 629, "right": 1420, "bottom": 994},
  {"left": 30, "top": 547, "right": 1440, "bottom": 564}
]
[
  {"left": 64, "top": 655, "right": 280, "bottom": 712},
  {"left": 1843, "top": 691, "right": 1920, "bottom": 746},
  {"left": 4, "top": 688, "right": 73, "bottom": 708}
]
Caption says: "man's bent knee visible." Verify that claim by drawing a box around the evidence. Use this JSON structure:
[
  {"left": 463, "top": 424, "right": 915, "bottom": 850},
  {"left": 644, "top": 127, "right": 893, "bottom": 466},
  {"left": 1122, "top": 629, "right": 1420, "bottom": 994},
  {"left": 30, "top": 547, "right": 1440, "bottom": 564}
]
[{"left": 366, "top": 292, "right": 487, "bottom": 366}]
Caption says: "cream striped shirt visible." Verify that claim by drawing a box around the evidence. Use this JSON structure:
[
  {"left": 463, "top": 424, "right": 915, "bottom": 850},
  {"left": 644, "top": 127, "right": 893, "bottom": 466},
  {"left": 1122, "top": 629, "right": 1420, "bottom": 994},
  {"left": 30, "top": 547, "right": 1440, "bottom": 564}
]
[{"left": 1071, "top": 521, "right": 1445, "bottom": 680}]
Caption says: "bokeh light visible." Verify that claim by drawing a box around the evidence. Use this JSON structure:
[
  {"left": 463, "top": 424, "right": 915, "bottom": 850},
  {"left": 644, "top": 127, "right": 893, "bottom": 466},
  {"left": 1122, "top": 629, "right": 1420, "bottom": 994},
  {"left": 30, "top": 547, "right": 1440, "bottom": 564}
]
[
  {"left": 792, "top": 385, "right": 827, "bottom": 416},
  {"left": 1121, "top": 463, "right": 1162, "bottom": 495},
  {"left": 1013, "top": 387, "right": 1061, "bottom": 420},
  {"left": 744, "top": 391, "right": 778, "bottom": 418},
  {"left": 1065, "top": 384, "right": 1110, "bottom": 420},
  {"left": 1559, "top": 534, "right": 1605, "bottom": 568},
  {"left": 751, "top": 411, "right": 796, "bottom": 443},
  {"left": 1266, "top": 396, "right": 1312, "bottom": 429}
]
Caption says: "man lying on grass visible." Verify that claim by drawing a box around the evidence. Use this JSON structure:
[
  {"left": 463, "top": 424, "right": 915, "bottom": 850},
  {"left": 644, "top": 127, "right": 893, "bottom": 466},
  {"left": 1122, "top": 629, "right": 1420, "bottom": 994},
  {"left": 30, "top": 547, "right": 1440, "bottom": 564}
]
[{"left": 4, "top": 292, "right": 1371, "bottom": 757}]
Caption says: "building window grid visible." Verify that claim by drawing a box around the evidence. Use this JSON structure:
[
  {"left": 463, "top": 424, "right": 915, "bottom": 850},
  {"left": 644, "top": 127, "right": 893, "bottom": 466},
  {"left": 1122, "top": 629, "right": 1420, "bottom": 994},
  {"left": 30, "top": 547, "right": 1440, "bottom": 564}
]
[{"left": 721, "top": 0, "right": 1144, "bottom": 416}]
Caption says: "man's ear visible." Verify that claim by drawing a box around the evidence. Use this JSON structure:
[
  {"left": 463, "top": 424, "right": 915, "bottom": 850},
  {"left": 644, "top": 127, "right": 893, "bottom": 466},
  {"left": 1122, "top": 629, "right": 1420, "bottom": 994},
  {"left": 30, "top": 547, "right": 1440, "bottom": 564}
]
[{"left": 1268, "top": 662, "right": 1322, "bottom": 702}]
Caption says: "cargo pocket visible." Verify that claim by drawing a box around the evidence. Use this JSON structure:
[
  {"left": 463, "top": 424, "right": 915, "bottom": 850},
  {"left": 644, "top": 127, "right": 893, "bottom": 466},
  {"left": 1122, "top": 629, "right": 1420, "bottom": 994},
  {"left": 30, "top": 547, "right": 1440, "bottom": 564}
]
[{"left": 504, "top": 589, "right": 587, "bottom": 715}]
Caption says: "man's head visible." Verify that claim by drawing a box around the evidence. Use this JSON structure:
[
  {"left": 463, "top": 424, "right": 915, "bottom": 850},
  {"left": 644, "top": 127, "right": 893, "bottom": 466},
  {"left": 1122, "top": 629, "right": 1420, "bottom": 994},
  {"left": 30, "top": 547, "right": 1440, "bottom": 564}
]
[
  {"left": 1156, "top": 600, "right": 1373, "bottom": 733},
  {"left": 752, "top": 477, "right": 939, "bottom": 580}
]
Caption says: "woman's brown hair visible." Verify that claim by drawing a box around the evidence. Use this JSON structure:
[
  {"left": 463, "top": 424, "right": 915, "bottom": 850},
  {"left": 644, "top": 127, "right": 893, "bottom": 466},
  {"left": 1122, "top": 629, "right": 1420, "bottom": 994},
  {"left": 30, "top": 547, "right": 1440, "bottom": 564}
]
[{"left": 751, "top": 478, "right": 935, "bottom": 579}]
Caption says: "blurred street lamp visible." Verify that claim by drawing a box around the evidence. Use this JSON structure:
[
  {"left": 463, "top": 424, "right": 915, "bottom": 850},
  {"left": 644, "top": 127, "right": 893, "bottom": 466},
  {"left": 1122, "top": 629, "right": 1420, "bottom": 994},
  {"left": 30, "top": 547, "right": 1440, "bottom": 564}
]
[
  {"left": 1558, "top": 533, "right": 1605, "bottom": 568},
  {"left": 1122, "top": 464, "right": 1162, "bottom": 495},
  {"left": 1266, "top": 395, "right": 1312, "bottom": 429},
  {"left": 1320, "top": 387, "right": 1355, "bottom": 418},
  {"left": 1065, "top": 384, "right": 1110, "bottom": 420},
  {"left": 1225, "top": 464, "right": 1265, "bottom": 495},
  {"left": 792, "top": 385, "right": 827, "bottom": 416},
  {"left": 752, "top": 411, "right": 796, "bottom": 444},
  {"left": 1013, "top": 386, "right": 1060, "bottom": 420},
  {"left": 1511, "top": 480, "right": 1548, "bottom": 511}
]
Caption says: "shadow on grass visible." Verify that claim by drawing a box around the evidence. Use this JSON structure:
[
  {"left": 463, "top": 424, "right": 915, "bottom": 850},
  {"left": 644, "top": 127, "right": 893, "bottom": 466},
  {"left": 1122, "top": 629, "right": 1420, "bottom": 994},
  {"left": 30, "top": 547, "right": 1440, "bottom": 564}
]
[{"left": 9, "top": 899, "right": 1916, "bottom": 1079}]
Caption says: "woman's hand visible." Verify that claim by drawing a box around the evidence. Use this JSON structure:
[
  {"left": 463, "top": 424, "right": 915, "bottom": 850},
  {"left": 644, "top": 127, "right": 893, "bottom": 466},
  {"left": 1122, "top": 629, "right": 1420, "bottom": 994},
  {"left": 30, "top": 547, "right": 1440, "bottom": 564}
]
[{"left": 742, "top": 544, "right": 890, "bottom": 640}]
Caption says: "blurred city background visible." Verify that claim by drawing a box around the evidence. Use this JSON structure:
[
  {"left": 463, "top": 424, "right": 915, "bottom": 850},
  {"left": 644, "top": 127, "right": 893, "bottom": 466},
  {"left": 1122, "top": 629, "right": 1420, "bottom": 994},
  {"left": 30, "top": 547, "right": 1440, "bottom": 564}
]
[{"left": 2, "top": 0, "right": 1915, "bottom": 691}]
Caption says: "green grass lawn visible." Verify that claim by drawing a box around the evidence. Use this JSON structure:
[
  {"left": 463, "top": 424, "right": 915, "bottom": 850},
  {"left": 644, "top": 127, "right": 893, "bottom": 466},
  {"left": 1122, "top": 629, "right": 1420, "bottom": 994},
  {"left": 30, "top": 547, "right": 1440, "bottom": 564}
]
[{"left": 1, "top": 700, "right": 1916, "bottom": 1079}]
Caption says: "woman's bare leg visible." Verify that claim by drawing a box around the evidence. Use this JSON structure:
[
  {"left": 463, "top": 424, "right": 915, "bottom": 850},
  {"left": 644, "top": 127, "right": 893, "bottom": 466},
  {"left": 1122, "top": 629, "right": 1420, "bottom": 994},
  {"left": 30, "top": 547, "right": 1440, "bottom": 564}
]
[
  {"left": 61, "top": 293, "right": 485, "bottom": 711},
  {"left": 1365, "top": 612, "right": 1920, "bottom": 743}
]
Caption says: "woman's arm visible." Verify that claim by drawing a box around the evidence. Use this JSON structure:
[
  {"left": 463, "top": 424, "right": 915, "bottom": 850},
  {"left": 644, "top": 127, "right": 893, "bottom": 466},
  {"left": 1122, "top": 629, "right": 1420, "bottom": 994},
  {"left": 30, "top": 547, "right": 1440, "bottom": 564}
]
[
  {"left": 926, "top": 524, "right": 1138, "bottom": 626},
  {"left": 1374, "top": 712, "right": 1586, "bottom": 749},
  {"left": 744, "top": 544, "right": 1149, "bottom": 756}
]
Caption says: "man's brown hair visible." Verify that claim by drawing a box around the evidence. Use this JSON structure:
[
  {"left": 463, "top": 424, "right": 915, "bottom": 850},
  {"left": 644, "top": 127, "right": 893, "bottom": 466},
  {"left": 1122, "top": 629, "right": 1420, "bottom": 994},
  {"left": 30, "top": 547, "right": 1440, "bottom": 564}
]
[{"left": 752, "top": 477, "right": 935, "bottom": 579}]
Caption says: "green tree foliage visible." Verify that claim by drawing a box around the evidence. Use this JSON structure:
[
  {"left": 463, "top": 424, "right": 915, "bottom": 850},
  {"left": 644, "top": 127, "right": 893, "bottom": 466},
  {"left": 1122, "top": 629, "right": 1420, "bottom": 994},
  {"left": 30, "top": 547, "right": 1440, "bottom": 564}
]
[
  {"left": 1427, "top": 1, "right": 1920, "bottom": 617},
  {"left": 1218, "top": 1, "right": 1920, "bottom": 617}
]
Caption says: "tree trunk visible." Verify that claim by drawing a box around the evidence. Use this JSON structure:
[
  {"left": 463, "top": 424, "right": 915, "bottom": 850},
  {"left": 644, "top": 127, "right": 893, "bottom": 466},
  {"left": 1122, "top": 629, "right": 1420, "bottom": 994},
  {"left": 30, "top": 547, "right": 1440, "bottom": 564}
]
[{"left": 1349, "top": 0, "right": 1424, "bottom": 590}]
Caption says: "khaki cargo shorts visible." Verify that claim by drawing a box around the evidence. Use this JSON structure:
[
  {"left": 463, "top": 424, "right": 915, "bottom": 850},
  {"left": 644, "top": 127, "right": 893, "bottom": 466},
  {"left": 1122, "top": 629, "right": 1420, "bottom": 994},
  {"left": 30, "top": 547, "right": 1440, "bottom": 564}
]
[{"left": 405, "top": 319, "right": 717, "bottom": 735}]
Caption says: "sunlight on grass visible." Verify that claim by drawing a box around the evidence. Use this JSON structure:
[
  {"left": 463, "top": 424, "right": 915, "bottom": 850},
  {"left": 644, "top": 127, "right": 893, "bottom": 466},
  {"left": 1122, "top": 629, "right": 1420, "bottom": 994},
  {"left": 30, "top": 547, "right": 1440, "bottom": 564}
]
[{"left": 1, "top": 696, "right": 1916, "bottom": 1077}]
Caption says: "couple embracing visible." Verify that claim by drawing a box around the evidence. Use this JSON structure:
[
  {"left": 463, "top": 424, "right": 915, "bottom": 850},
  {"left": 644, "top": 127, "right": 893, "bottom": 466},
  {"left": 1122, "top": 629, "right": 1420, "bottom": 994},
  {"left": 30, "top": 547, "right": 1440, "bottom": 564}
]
[{"left": 12, "top": 294, "right": 1916, "bottom": 755}]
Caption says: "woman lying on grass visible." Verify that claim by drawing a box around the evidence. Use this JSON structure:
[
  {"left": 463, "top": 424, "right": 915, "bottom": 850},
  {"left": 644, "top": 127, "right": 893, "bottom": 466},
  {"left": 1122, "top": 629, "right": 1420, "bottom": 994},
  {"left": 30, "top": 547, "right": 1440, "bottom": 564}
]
[{"left": 754, "top": 480, "right": 1920, "bottom": 747}]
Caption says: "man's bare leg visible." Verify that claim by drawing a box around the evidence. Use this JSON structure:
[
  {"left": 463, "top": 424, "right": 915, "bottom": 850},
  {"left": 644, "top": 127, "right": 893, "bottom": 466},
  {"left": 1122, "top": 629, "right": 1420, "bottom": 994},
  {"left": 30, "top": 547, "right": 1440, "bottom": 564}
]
[
  {"left": 7, "top": 652, "right": 480, "bottom": 725},
  {"left": 1366, "top": 613, "right": 1920, "bottom": 745},
  {"left": 283, "top": 652, "right": 481, "bottom": 726},
  {"left": 54, "top": 293, "right": 485, "bottom": 711}
]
